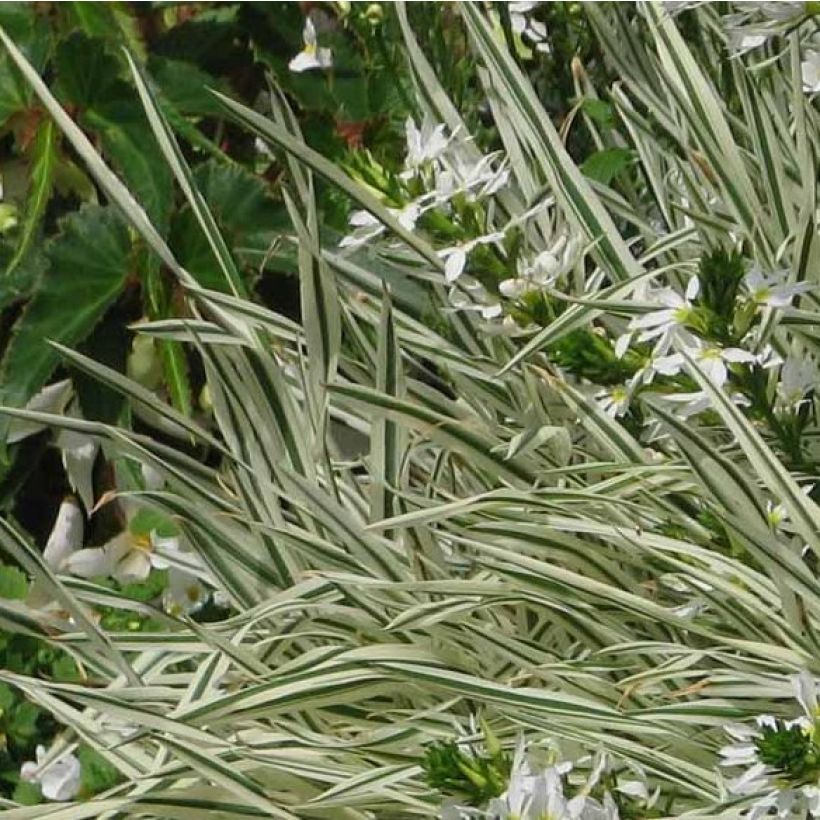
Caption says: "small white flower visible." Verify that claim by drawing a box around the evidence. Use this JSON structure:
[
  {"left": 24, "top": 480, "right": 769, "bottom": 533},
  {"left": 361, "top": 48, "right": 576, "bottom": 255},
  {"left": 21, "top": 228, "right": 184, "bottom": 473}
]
[
  {"left": 510, "top": 2, "right": 550, "bottom": 54},
  {"left": 659, "top": 390, "right": 712, "bottom": 419},
  {"left": 157, "top": 537, "right": 209, "bottom": 616},
  {"left": 439, "top": 231, "right": 505, "bottom": 283},
  {"left": 340, "top": 210, "right": 383, "bottom": 249},
  {"left": 627, "top": 277, "right": 700, "bottom": 351},
  {"left": 340, "top": 200, "right": 428, "bottom": 250},
  {"left": 28, "top": 498, "right": 84, "bottom": 612},
  {"left": 447, "top": 275, "right": 503, "bottom": 322},
  {"left": 630, "top": 345, "right": 688, "bottom": 387},
  {"left": 66, "top": 498, "right": 179, "bottom": 586},
  {"left": 435, "top": 148, "right": 510, "bottom": 204},
  {"left": 288, "top": 18, "right": 332, "bottom": 73},
  {"left": 777, "top": 354, "right": 818, "bottom": 409},
  {"left": 660, "top": 344, "right": 757, "bottom": 387},
  {"left": 598, "top": 385, "right": 632, "bottom": 419},
  {"left": 766, "top": 485, "right": 814, "bottom": 530},
  {"left": 743, "top": 267, "right": 813, "bottom": 308},
  {"left": 21, "top": 745, "right": 81, "bottom": 802},
  {"left": 767, "top": 499, "right": 788, "bottom": 528},
  {"left": 499, "top": 236, "right": 580, "bottom": 299},
  {"left": 67, "top": 529, "right": 158, "bottom": 585},
  {"left": 404, "top": 116, "right": 449, "bottom": 173}
]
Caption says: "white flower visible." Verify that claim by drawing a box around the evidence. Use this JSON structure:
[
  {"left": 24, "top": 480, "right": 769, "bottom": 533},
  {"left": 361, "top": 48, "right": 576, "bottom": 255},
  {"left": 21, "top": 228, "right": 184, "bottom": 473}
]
[
  {"left": 66, "top": 498, "right": 179, "bottom": 586},
  {"left": 447, "top": 275, "right": 503, "bottom": 320},
  {"left": 487, "top": 739, "right": 580, "bottom": 820},
  {"left": 288, "top": 18, "right": 332, "bottom": 73},
  {"left": 488, "top": 764, "right": 618, "bottom": 819},
  {"left": 340, "top": 201, "right": 426, "bottom": 250},
  {"left": 21, "top": 745, "right": 81, "bottom": 801},
  {"left": 67, "top": 529, "right": 160, "bottom": 585},
  {"left": 439, "top": 231, "right": 505, "bottom": 283},
  {"left": 627, "top": 277, "right": 700, "bottom": 351},
  {"left": 767, "top": 499, "right": 789, "bottom": 529},
  {"left": 434, "top": 148, "right": 510, "bottom": 204},
  {"left": 659, "top": 384, "right": 749, "bottom": 419},
  {"left": 500, "top": 236, "right": 580, "bottom": 299},
  {"left": 777, "top": 354, "right": 819, "bottom": 409},
  {"left": 598, "top": 385, "right": 632, "bottom": 419},
  {"left": 158, "top": 537, "right": 209, "bottom": 616},
  {"left": 339, "top": 210, "right": 384, "bottom": 249},
  {"left": 744, "top": 267, "right": 813, "bottom": 308},
  {"left": 404, "top": 116, "right": 449, "bottom": 173},
  {"left": 628, "top": 343, "right": 688, "bottom": 388},
  {"left": 658, "top": 390, "right": 712, "bottom": 419},
  {"left": 657, "top": 344, "right": 757, "bottom": 387},
  {"left": 767, "top": 485, "right": 814, "bottom": 530},
  {"left": 510, "top": 2, "right": 550, "bottom": 54}
]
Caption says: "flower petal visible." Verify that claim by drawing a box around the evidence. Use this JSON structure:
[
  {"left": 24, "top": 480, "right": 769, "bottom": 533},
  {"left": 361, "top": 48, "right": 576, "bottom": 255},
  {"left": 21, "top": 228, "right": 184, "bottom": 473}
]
[{"left": 43, "top": 498, "right": 84, "bottom": 572}]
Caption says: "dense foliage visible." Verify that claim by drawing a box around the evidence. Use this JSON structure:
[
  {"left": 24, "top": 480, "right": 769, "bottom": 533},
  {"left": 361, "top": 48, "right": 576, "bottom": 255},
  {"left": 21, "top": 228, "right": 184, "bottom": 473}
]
[{"left": 0, "top": 1, "right": 819, "bottom": 817}]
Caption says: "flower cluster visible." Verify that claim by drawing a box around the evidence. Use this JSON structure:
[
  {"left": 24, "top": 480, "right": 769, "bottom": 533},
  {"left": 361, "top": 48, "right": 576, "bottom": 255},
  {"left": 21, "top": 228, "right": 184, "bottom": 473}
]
[
  {"left": 720, "top": 672, "right": 820, "bottom": 817},
  {"left": 594, "top": 249, "right": 815, "bottom": 457},
  {"left": 340, "top": 112, "right": 587, "bottom": 333},
  {"left": 425, "top": 725, "right": 655, "bottom": 820}
]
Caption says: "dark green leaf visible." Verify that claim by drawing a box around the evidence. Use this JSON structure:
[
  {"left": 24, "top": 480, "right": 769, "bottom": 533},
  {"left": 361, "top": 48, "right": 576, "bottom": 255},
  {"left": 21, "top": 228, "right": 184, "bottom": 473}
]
[
  {"left": 171, "top": 160, "right": 288, "bottom": 290},
  {"left": 0, "top": 4, "right": 50, "bottom": 125},
  {"left": 148, "top": 56, "right": 228, "bottom": 116},
  {"left": 0, "top": 205, "right": 131, "bottom": 434},
  {"left": 54, "top": 32, "right": 123, "bottom": 109}
]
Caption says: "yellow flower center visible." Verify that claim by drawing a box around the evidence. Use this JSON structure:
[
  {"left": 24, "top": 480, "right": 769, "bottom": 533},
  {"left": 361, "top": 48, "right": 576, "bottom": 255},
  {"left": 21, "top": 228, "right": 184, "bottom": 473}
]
[{"left": 131, "top": 533, "right": 152, "bottom": 552}]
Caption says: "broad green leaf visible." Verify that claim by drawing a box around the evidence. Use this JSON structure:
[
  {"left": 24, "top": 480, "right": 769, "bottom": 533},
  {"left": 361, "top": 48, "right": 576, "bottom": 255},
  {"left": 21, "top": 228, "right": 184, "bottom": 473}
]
[
  {"left": 0, "top": 4, "right": 49, "bottom": 125},
  {"left": 0, "top": 205, "right": 130, "bottom": 435}
]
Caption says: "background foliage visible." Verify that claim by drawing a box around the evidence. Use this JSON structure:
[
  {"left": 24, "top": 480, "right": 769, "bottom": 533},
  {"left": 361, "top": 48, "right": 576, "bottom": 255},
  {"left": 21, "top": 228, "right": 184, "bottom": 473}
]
[{"left": 0, "top": 1, "right": 818, "bottom": 818}]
